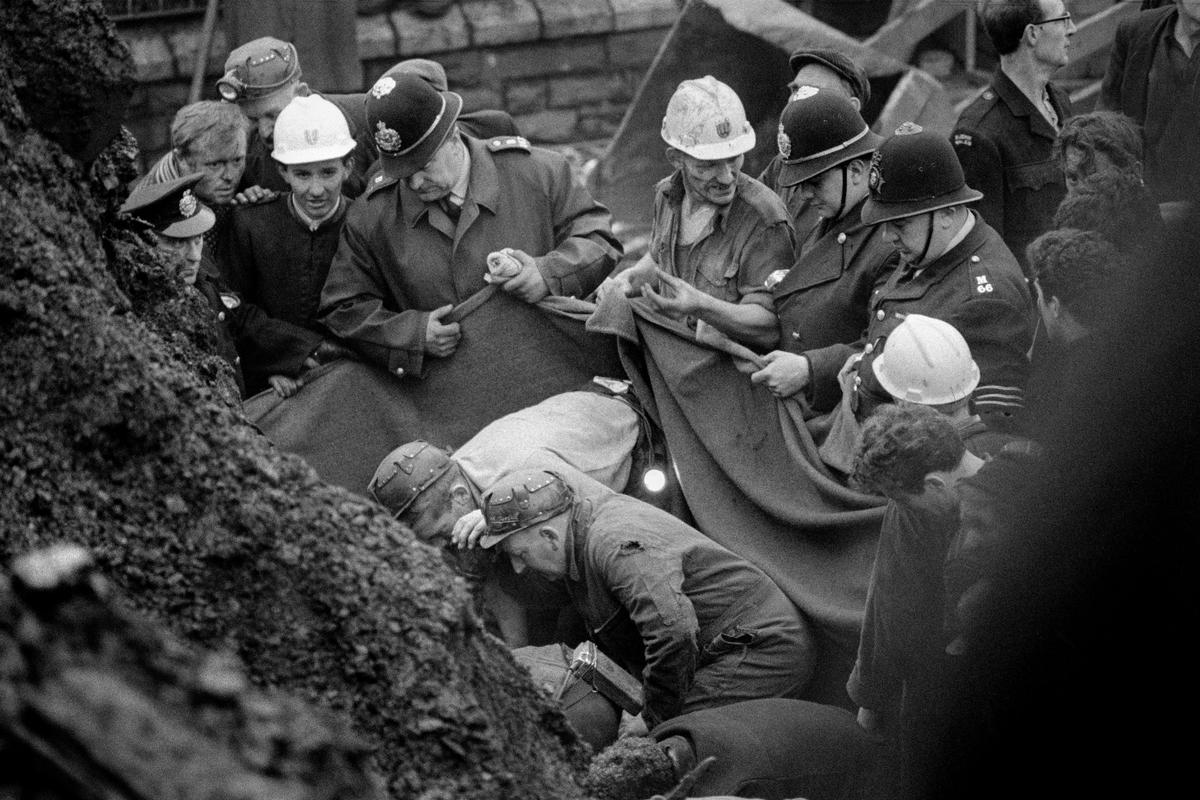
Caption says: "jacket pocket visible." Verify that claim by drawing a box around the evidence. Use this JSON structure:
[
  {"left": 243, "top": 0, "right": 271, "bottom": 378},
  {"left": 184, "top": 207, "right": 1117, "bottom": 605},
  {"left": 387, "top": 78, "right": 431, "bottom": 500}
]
[{"left": 1005, "top": 159, "right": 1062, "bottom": 193}]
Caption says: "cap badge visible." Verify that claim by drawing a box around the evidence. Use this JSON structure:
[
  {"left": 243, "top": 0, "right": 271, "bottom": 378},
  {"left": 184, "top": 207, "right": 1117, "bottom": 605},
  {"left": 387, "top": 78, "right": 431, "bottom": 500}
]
[
  {"left": 374, "top": 121, "right": 404, "bottom": 155},
  {"left": 304, "top": 128, "right": 320, "bottom": 146},
  {"left": 894, "top": 121, "right": 924, "bottom": 136},
  {"left": 370, "top": 76, "right": 397, "bottom": 99},
  {"left": 868, "top": 151, "right": 884, "bottom": 194},
  {"left": 777, "top": 123, "right": 792, "bottom": 160},
  {"left": 715, "top": 118, "right": 731, "bottom": 139},
  {"left": 791, "top": 85, "right": 820, "bottom": 101},
  {"left": 178, "top": 190, "right": 198, "bottom": 218}
]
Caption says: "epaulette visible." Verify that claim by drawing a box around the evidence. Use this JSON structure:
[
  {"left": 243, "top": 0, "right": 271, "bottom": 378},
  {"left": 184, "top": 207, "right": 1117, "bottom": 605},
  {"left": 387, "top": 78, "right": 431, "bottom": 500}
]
[
  {"left": 487, "top": 135, "right": 531, "bottom": 153},
  {"left": 366, "top": 171, "right": 399, "bottom": 198},
  {"left": 955, "top": 88, "right": 998, "bottom": 128},
  {"left": 965, "top": 252, "right": 995, "bottom": 297}
]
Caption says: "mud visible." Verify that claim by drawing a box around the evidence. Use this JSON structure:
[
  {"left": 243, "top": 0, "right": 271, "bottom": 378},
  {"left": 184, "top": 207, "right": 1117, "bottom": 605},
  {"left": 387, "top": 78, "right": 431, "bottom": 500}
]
[{"left": 0, "top": 2, "right": 591, "bottom": 797}]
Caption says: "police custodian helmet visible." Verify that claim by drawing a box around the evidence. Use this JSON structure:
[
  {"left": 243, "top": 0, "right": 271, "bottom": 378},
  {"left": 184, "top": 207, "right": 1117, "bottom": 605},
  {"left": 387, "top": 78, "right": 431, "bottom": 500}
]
[{"left": 860, "top": 122, "right": 983, "bottom": 225}]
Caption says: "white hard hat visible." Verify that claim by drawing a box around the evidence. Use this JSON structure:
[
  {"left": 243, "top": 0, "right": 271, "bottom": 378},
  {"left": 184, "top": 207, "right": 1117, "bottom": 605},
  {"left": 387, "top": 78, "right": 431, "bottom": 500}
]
[
  {"left": 872, "top": 314, "right": 980, "bottom": 405},
  {"left": 661, "top": 75, "right": 755, "bottom": 160},
  {"left": 271, "top": 94, "right": 355, "bottom": 165}
]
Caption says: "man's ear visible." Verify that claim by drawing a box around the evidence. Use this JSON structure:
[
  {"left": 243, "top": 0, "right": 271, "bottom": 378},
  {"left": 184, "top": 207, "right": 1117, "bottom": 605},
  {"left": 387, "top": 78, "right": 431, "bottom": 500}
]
[
  {"left": 846, "top": 158, "right": 869, "bottom": 182},
  {"left": 665, "top": 147, "right": 684, "bottom": 170},
  {"left": 849, "top": 96, "right": 862, "bottom": 112},
  {"left": 275, "top": 161, "right": 290, "bottom": 181}
]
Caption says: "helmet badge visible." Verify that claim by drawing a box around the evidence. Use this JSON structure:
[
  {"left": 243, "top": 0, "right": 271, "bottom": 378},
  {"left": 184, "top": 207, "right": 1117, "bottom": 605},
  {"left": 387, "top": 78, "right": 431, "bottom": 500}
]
[
  {"left": 894, "top": 121, "right": 924, "bottom": 136},
  {"left": 715, "top": 118, "right": 732, "bottom": 139},
  {"left": 374, "top": 121, "right": 403, "bottom": 155},
  {"left": 304, "top": 128, "right": 320, "bottom": 146},
  {"left": 178, "top": 190, "right": 198, "bottom": 218},
  {"left": 370, "top": 76, "right": 396, "bottom": 99},
  {"left": 777, "top": 123, "right": 791, "bottom": 160},
  {"left": 868, "top": 151, "right": 884, "bottom": 194}
]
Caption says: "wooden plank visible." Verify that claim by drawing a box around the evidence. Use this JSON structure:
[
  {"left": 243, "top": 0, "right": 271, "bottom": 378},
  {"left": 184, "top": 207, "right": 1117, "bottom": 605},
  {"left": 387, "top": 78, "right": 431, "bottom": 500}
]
[
  {"left": 864, "top": 0, "right": 965, "bottom": 65},
  {"left": 1055, "top": 1, "right": 1140, "bottom": 80},
  {"left": 706, "top": 0, "right": 909, "bottom": 76},
  {"left": 876, "top": 68, "right": 957, "bottom": 139}
]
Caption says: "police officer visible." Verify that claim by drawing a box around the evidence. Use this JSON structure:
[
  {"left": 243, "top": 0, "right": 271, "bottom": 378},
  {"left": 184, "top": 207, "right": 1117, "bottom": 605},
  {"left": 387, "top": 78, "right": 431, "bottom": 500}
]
[
  {"left": 599, "top": 76, "right": 794, "bottom": 350},
  {"left": 319, "top": 70, "right": 621, "bottom": 380},
  {"left": 768, "top": 124, "right": 1035, "bottom": 428},
  {"left": 749, "top": 88, "right": 892, "bottom": 399},
  {"left": 478, "top": 469, "right": 814, "bottom": 730},
  {"left": 119, "top": 173, "right": 245, "bottom": 394},
  {"left": 952, "top": 0, "right": 1075, "bottom": 274},
  {"left": 758, "top": 49, "right": 873, "bottom": 241}
]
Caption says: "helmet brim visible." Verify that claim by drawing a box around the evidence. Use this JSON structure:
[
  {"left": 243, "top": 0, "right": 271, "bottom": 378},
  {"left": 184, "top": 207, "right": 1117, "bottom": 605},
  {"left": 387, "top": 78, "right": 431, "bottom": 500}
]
[
  {"left": 777, "top": 130, "right": 883, "bottom": 187},
  {"left": 861, "top": 185, "right": 983, "bottom": 226},
  {"left": 379, "top": 91, "right": 463, "bottom": 180},
  {"left": 273, "top": 140, "right": 356, "bottom": 165},
  {"left": 478, "top": 506, "right": 571, "bottom": 550},
  {"left": 664, "top": 130, "right": 756, "bottom": 162}
]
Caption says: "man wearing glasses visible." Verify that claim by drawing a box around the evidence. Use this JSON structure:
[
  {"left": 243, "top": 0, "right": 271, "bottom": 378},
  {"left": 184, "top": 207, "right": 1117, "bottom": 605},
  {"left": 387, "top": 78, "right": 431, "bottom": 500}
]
[{"left": 952, "top": 0, "right": 1076, "bottom": 275}]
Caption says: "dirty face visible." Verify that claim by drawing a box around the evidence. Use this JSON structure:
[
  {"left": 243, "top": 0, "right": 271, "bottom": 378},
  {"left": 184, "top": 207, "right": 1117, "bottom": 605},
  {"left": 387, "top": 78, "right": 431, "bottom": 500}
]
[
  {"left": 401, "top": 478, "right": 477, "bottom": 546},
  {"left": 154, "top": 232, "right": 204, "bottom": 285},
  {"left": 244, "top": 87, "right": 297, "bottom": 146},
  {"left": 180, "top": 133, "right": 247, "bottom": 206},
  {"left": 673, "top": 151, "right": 743, "bottom": 207},
  {"left": 280, "top": 157, "right": 350, "bottom": 220},
  {"left": 499, "top": 525, "right": 567, "bottom": 579}
]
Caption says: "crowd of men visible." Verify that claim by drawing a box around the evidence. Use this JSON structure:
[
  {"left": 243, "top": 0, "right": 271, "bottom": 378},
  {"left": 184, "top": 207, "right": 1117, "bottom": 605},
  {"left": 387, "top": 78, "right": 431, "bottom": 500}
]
[{"left": 114, "top": 1, "right": 1195, "bottom": 797}]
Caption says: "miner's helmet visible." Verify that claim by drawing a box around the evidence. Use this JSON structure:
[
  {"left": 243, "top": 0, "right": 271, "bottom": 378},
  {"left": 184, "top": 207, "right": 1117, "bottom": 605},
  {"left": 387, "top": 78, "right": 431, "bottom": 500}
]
[
  {"left": 788, "top": 48, "right": 871, "bottom": 105},
  {"left": 369, "top": 440, "right": 456, "bottom": 517},
  {"left": 872, "top": 314, "right": 980, "bottom": 405},
  {"left": 366, "top": 70, "right": 463, "bottom": 180},
  {"left": 119, "top": 173, "right": 215, "bottom": 238},
  {"left": 478, "top": 470, "right": 574, "bottom": 550},
  {"left": 860, "top": 123, "right": 983, "bottom": 225},
  {"left": 216, "top": 36, "right": 302, "bottom": 116},
  {"left": 661, "top": 75, "right": 756, "bottom": 161},
  {"left": 776, "top": 87, "right": 883, "bottom": 187}
]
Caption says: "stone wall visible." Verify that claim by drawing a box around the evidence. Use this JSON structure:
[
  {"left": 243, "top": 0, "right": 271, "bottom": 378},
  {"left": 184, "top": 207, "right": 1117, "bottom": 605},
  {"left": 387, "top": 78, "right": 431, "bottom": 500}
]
[{"left": 119, "top": 0, "right": 682, "bottom": 171}]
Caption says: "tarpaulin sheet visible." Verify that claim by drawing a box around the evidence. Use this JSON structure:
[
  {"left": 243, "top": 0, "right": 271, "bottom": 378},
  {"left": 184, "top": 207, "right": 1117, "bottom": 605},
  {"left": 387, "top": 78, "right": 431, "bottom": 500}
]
[
  {"left": 243, "top": 288, "right": 623, "bottom": 497},
  {"left": 588, "top": 292, "right": 886, "bottom": 706}
]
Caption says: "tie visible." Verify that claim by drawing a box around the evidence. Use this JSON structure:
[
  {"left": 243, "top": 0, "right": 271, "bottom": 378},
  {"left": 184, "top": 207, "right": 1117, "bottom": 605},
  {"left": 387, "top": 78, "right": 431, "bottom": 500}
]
[{"left": 440, "top": 196, "right": 462, "bottom": 220}]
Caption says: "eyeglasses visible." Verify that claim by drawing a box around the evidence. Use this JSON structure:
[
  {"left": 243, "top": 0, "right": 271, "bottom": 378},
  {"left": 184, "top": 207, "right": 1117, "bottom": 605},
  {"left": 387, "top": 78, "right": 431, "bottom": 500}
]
[{"left": 1032, "top": 12, "right": 1072, "bottom": 26}]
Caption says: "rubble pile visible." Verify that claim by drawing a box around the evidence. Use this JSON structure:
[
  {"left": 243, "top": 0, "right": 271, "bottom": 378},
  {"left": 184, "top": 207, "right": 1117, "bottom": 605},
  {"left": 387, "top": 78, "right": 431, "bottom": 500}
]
[{"left": 0, "top": 2, "right": 590, "bottom": 797}]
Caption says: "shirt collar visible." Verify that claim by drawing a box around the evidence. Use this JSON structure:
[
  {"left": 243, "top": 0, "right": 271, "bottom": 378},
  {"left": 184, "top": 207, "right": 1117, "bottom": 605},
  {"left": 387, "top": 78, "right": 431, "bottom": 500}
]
[{"left": 288, "top": 194, "right": 344, "bottom": 232}]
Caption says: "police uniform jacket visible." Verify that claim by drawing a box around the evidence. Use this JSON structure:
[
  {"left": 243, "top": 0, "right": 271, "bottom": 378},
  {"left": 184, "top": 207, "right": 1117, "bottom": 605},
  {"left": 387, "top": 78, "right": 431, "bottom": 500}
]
[
  {"left": 562, "top": 488, "right": 803, "bottom": 728},
  {"left": 775, "top": 196, "right": 896, "bottom": 355},
  {"left": 194, "top": 271, "right": 246, "bottom": 396},
  {"left": 758, "top": 155, "right": 825, "bottom": 243},
  {"left": 318, "top": 135, "right": 622, "bottom": 378},
  {"left": 220, "top": 194, "right": 346, "bottom": 395},
  {"left": 952, "top": 70, "right": 1070, "bottom": 273},
  {"left": 650, "top": 171, "right": 795, "bottom": 310},
  {"left": 806, "top": 214, "right": 1035, "bottom": 420}
]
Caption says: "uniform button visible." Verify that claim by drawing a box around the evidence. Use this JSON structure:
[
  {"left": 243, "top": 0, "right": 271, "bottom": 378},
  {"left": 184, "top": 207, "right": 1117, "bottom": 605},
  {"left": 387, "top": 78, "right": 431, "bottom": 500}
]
[
  {"left": 217, "top": 311, "right": 226, "bottom": 321},
  {"left": 395, "top": 367, "right": 405, "bottom": 377},
  {"left": 970, "top": 255, "right": 980, "bottom": 263},
  {"left": 837, "top": 232, "right": 847, "bottom": 244},
  {"left": 876, "top": 309, "right": 886, "bottom": 321},
  {"left": 791, "top": 331, "right": 801, "bottom": 340}
]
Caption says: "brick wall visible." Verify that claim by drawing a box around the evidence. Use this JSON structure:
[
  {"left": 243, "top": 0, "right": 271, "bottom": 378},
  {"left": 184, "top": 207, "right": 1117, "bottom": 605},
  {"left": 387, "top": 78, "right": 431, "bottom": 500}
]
[{"left": 118, "top": 0, "right": 681, "bottom": 171}]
